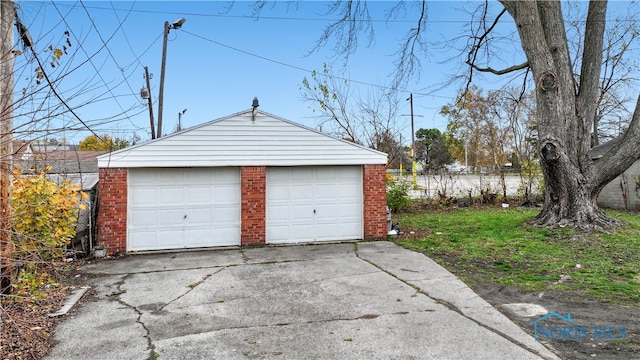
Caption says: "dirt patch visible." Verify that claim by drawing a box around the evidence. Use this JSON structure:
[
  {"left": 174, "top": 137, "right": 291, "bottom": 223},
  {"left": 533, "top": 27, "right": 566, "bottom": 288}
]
[
  {"left": 0, "top": 288, "right": 67, "bottom": 360},
  {"left": 0, "top": 259, "right": 93, "bottom": 360},
  {"left": 475, "top": 284, "right": 640, "bottom": 360}
]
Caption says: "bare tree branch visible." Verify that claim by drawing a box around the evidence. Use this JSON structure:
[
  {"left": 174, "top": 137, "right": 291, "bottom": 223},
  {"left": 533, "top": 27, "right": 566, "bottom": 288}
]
[{"left": 466, "top": 61, "right": 529, "bottom": 75}]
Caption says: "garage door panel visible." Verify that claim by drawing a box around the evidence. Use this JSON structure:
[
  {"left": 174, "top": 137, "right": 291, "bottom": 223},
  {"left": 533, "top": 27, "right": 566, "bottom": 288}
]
[
  {"left": 128, "top": 168, "right": 240, "bottom": 251},
  {"left": 213, "top": 185, "right": 242, "bottom": 203},
  {"left": 158, "top": 208, "right": 185, "bottom": 226},
  {"left": 314, "top": 223, "right": 338, "bottom": 238},
  {"left": 267, "top": 226, "right": 289, "bottom": 243},
  {"left": 212, "top": 168, "right": 240, "bottom": 183},
  {"left": 128, "top": 230, "right": 156, "bottom": 250},
  {"left": 267, "top": 184, "right": 289, "bottom": 200},
  {"left": 315, "top": 184, "right": 339, "bottom": 199},
  {"left": 314, "top": 204, "right": 337, "bottom": 216},
  {"left": 290, "top": 185, "right": 314, "bottom": 199},
  {"left": 185, "top": 187, "right": 211, "bottom": 203},
  {"left": 129, "top": 209, "right": 157, "bottom": 227},
  {"left": 130, "top": 188, "right": 157, "bottom": 206},
  {"left": 212, "top": 226, "right": 241, "bottom": 240},
  {"left": 183, "top": 168, "right": 211, "bottom": 184},
  {"left": 267, "top": 205, "right": 289, "bottom": 221},
  {"left": 267, "top": 170, "right": 289, "bottom": 182},
  {"left": 156, "top": 230, "right": 183, "bottom": 249},
  {"left": 314, "top": 168, "right": 337, "bottom": 181},
  {"left": 336, "top": 203, "right": 361, "bottom": 216},
  {"left": 291, "top": 168, "right": 314, "bottom": 181},
  {"left": 291, "top": 204, "right": 314, "bottom": 215},
  {"left": 186, "top": 207, "right": 212, "bottom": 225},
  {"left": 338, "top": 184, "right": 362, "bottom": 197},
  {"left": 292, "top": 224, "right": 314, "bottom": 241},
  {"left": 155, "top": 169, "right": 183, "bottom": 185},
  {"left": 212, "top": 205, "right": 240, "bottom": 223},
  {"left": 184, "top": 228, "right": 213, "bottom": 247},
  {"left": 162, "top": 188, "right": 184, "bottom": 205}
]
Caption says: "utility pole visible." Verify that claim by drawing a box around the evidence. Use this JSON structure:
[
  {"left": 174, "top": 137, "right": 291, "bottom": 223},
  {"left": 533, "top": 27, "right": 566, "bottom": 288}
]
[
  {"left": 157, "top": 17, "right": 186, "bottom": 138},
  {"left": 157, "top": 21, "right": 170, "bottom": 138},
  {"left": 143, "top": 66, "right": 156, "bottom": 139},
  {"left": 408, "top": 93, "right": 417, "bottom": 188},
  {"left": 0, "top": 0, "right": 15, "bottom": 294}
]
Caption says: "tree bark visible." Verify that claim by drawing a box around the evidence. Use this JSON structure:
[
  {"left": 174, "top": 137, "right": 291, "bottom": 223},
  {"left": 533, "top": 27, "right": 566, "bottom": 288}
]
[{"left": 501, "top": 0, "right": 640, "bottom": 229}]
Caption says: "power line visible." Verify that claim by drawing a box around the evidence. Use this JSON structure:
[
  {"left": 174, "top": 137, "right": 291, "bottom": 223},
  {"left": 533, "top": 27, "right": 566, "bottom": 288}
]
[
  {"left": 78, "top": 1, "right": 142, "bottom": 106},
  {"left": 182, "top": 29, "right": 455, "bottom": 100},
  {"left": 108, "top": 0, "right": 144, "bottom": 71}
]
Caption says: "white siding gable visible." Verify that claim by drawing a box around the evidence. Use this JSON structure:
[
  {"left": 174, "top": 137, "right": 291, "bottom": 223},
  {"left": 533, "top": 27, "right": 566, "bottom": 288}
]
[{"left": 98, "top": 110, "right": 387, "bottom": 168}]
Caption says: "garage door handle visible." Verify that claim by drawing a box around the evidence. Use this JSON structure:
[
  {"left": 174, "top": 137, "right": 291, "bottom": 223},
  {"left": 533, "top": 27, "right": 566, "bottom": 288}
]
[
  {"left": 184, "top": 215, "right": 187, "bottom": 219},
  {"left": 313, "top": 209, "right": 316, "bottom": 214}
]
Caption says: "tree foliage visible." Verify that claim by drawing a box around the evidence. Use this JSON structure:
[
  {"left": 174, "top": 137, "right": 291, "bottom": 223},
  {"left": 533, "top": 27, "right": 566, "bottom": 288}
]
[
  {"left": 10, "top": 168, "right": 86, "bottom": 262},
  {"left": 441, "top": 86, "right": 512, "bottom": 171},
  {"left": 414, "top": 128, "right": 453, "bottom": 171},
  {"left": 78, "top": 134, "right": 128, "bottom": 151}
]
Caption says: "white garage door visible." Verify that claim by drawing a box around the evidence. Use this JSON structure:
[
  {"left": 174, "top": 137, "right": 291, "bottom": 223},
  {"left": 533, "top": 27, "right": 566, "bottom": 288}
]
[
  {"left": 267, "top": 166, "right": 363, "bottom": 244},
  {"left": 128, "top": 168, "right": 240, "bottom": 251}
]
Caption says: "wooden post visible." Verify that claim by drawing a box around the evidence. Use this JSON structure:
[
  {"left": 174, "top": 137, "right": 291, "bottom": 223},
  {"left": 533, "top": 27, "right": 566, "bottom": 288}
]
[
  {"left": 144, "top": 66, "right": 156, "bottom": 139},
  {"left": 0, "top": 0, "right": 15, "bottom": 294}
]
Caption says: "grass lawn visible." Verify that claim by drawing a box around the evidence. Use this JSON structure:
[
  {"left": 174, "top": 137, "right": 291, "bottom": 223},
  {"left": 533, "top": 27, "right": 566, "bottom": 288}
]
[{"left": 394, "top": 207, "right": 640, "bottom": 306}]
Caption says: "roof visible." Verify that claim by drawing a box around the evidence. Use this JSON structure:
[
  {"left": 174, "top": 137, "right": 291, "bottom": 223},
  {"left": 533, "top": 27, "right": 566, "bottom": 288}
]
[
  {"left": 46, "top": 173, "right": 99, "bottom": 191},
  {"left": 589, "top": 138, "right": 621, "bottom": 159},
  {"left": 13, "top": 142, "right": 109, "bottom": 174},
  {"left": 98, "top": 109, "right": 388, "bottom": 168}
]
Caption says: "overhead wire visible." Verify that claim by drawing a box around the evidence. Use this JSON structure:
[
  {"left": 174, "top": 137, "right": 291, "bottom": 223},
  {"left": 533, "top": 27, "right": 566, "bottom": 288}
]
[
  {"left": 108, "top": 0, "right": 144, "bottom": 71},
  {"left": 12, "top": 2, "right": 135, "bottom": 136},
  {"left": 14, "top": 1, "right": 549, "bottom": 142},
  {"left": 181, "top": 29, "right": 454, "bottom": 101},
  {"left": 41, "top": 1, "right": 153, "bottom": 133}
]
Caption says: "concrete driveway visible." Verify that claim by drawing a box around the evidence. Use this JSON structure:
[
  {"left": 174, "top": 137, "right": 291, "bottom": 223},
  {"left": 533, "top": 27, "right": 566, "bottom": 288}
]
[{"left": 46, "top": 242, "right": 560, "bottom": 360}]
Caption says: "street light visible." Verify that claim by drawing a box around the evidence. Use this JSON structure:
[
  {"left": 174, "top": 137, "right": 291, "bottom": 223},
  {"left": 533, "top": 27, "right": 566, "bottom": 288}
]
[
  {"left": 177, "top": 108, "right": 187, "bottom": 132},
  {"left": 157, "top": 17, "right": 186, "bottom": 138}
]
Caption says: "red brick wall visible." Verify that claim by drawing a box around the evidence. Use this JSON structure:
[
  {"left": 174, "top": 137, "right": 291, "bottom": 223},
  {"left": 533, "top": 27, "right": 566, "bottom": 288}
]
[
  {"left": 363, "top": 164, "right": 387, "bottom": 240},
  {"left": 241, "top": 166, "right": 266, "bottom": 246},
  {"left": 96, "top": 168, "right": 127, "bottom": 254}
]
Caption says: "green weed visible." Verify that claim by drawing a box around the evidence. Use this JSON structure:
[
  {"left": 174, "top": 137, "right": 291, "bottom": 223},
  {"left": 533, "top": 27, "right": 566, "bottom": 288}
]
[{"left": 396, "top": 208, "right": 640, "bottom": 305}]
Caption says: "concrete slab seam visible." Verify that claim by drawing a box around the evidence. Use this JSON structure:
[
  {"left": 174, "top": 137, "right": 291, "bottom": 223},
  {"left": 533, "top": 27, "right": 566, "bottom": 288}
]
[
  {"left": 354, "top": 248, "right": 559, "bottom": 360},
  {"left": 153, "top": 310, "right": 424, "bottom": 336},
  {"left": 160, "top": 270, "right": 220, "bottom": 310},
  {"left": 113, "top": 273, "right": 158, "bottom": 360}
]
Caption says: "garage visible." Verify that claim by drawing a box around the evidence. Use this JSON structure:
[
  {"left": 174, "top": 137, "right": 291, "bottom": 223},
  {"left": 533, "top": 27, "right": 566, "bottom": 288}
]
[
  {"left": 267, "top": 166, "right": 363, "bottom": 244},
  {"left": 97, "top": 109, "right": 388, "bottom": 254},
  {"left": 128, "top": 167, "right": 240, "bottom": 251}
]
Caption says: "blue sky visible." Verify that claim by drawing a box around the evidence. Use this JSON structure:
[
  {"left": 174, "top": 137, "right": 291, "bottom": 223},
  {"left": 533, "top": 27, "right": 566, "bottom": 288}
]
[{"left": 10, "top": 1, "right": 638, "bottom": 145}]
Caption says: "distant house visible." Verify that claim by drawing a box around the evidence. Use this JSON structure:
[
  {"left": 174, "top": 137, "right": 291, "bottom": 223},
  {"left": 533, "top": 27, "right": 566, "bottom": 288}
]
[
  {"left": 591, "top": 139, "right": 640, "bottom": 211},
  {"left": 12, "top": 140, "right": 109, "bottom": 254}
]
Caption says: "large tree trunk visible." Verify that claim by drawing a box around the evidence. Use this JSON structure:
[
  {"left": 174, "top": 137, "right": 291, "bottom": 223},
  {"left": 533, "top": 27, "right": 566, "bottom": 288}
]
[{"left": 501, "top": 1, "right": 640, "bottom": 229}]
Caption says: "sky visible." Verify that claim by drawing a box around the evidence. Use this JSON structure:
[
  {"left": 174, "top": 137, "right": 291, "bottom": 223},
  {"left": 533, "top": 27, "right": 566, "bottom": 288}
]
[{"left": 9, "top": 1, "right": 639, "bottom": 146}]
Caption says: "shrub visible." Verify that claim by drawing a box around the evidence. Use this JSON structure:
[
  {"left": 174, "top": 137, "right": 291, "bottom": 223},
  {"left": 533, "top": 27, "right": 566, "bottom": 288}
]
[
  {"left": 387, "top": 182, "right": 411, "bottom": 213},
  {"left": 386, "top": 172, "right": 396, "bottom": 185},
  {"left": 11, "top": 168, "right": 87, "bottom": 261}
]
